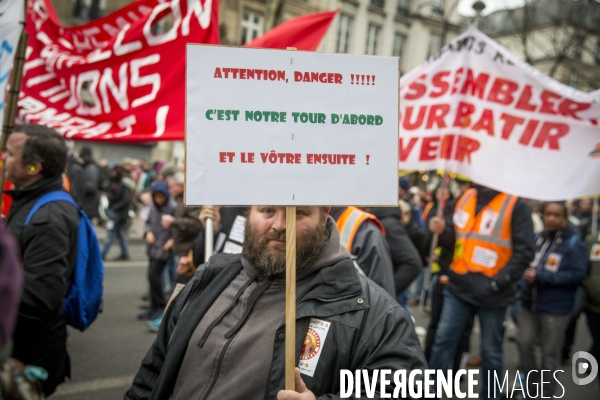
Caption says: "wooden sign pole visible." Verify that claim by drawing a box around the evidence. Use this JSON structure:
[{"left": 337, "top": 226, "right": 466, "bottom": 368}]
[{"left": 285, "top": 206, "right": 297, "bottom": 390}]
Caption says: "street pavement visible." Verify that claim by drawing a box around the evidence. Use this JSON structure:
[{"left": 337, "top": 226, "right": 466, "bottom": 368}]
[{"left": 51, "top": 220, "right": 600, "bottom": 399}]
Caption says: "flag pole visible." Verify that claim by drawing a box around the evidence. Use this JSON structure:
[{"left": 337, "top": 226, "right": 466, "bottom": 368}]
[
  {"left": 0, "top": 0, "right": 28, "bottom": 204},
  {"left": 420, "top": 171, "right": 449, "bottom": 310}
]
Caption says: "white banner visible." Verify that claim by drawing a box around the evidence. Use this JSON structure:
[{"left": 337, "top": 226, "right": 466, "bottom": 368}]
[
  {"left": 400, "top": 27, "right": 600, "bottom": 201},
  {"left": 0, "top": 0, "right": 24, "bottom": 124},
  {"left": 186, "top": 46, "right": 399, "bottom": 206}
]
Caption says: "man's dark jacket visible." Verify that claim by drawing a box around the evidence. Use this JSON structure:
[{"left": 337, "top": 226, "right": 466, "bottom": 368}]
[
  {"left": 6, "top": 176, "right": 79, "bottom": 395},
  {"left": 438, "top": 188, "right": 535, "bottom": 308},
  {"left": 371, "top": 207, "right": 422, "bottom": 294},
  {"left": 124, "top": 253, "right": 427, "bottom": 400}
]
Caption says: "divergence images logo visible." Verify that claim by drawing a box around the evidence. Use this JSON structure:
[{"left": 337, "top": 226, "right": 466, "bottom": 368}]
[{"left": 572, "top": 351, "right": 598, "bottom": 385}]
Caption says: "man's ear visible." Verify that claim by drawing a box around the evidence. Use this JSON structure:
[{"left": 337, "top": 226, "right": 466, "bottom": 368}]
[
  {"left": 324, "top": 207, "right": 331, "bottom": 216},
  {"left": 28, "top": 162, "right": 42, "bottom": 175}
]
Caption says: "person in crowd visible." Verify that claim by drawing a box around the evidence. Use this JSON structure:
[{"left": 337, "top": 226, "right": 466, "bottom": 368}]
[
  {"left": 124, "top": 206, "right": 427, "bottom": 400},
  {"left": 3, "top": 124, "right": 80, "bottom": 395},
  {"left": 138, "top": 181, "right": 176, "bottom": 321},
  {"left": 102, "top": 165, "right": 134, "bottom": 261},
  {"left": 75, "top": 147, "right": 103, "bottom": 221},
  {"left": 66, "top": 146, "right": 84, "bottom": 205},
  {"left": 369, "top": 205, "right": 422, "bottom": 308},
  {"left": 400, "top": 200, "right": 429, "bottom": 269},
  {"left": 578, "top": 198, "right": 599, "bottom": 239},
  {"left": 428, "top": 184, "right": 535, "bottom": 400},
  {"left": 177, "top": 205, "right": 249, "bottom": 282},
  {"left": 528, "top": 199, "right": 544, "bottom": 234},
  {"left": 583, "top": 228, "right": 600, "bottom": 386},
  {"left": 517, "top": 201, "right": 588, "bottom": 397},
  {"left": 409, "top": 185, "right": 454, "bottom": 307},
  {"left": 330, "top": 207, "right": 396, "bottom": 297},
  {"left": 399, "top": 177, "right": 424, "bottom": 228},
  {"left": 146, "top": 172, "right": 202, "bottom": 331}
]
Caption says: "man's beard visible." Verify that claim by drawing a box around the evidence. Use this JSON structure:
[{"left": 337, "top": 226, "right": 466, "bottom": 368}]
[{"left": 242, "top": 218, "right": 328, "bottom": 278}]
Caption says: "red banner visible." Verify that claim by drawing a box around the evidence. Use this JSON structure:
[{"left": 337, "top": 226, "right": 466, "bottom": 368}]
[{"left": 18, "top": 0, "right": 220, "bottom": 142}]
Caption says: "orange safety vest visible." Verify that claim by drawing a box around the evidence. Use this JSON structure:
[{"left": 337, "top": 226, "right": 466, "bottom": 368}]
[
  {"left": 450, "top": 188, "right": 518, "bottom": 278},
  {"left": 336, "top": 207, "right": 385, "bottom": 252}
]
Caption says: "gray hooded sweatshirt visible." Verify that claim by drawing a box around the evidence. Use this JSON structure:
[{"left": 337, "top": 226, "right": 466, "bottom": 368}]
[{"left": 171, "top": 216, "right": 350, "bottom": 400}]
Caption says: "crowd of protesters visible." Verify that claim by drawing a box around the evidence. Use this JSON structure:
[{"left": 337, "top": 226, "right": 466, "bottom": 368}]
[{"left": 0, "top": 124, "right": 599, "bottom": 399}]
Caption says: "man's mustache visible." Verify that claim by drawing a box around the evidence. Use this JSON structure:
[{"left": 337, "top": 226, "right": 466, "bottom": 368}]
[{"left": 264, "top": 231, "right": 286, "bottom": 242}]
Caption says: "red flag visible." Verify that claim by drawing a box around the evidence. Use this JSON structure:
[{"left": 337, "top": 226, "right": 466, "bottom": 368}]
[
  {"left": 245, "top": 10, "right": 338, "bottom": 51},
  {"left": 19, "top": 0, "right": 219, "bottom": 142}
]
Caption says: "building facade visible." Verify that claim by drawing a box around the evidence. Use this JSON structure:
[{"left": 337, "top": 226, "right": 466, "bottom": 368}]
[
  {"left": 319, "top": 0, "right": 464, "bottom": 74},
  {"left": 479, "top": 0, "right": 600, "bottom": 92}
]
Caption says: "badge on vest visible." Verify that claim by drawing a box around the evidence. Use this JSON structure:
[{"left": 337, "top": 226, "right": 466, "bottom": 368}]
[
  {"left": 590, "top": 244, "right": 600, "bottom": 261},
  {"left": 299, "top": 319, "right": 331, "bottom": 377},
  {"left": 544, "top": 253, "right": 562, "bottom": 272},
  {"left": 453, "top": 209, "right": 470, "bottom": 229},
  {"left": 479, "top": 211, "right": 499, "bottom": 236},
  {"left": 472, "top": 246, "right": 498, "bottom": 268}
]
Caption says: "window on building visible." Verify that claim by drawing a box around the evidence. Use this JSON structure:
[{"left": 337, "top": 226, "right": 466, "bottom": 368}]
[
  {"left": 365, "top": 24, "right": 381, "bottom": 55},
  {"left": 397, "top": 0, "right": 410, "bottom": 15},
  {"left": 336, "top": 14, "right": 353, "bottom": 53},
  {"left": 72, "top": 0, "right": 107, "bottom": 20},
  {"left": 428, "top": 33, "right": 442, "bottom": 57},
  {"left": 569, "top": 71, "right": 579, "bottom": 89},
  {"left": 240, "top": 10, "right": 264, "bottom": 45},
  {"left": 431, "top": 0, "right": 444, "bottom": 15},
  {"left": 371, "top": 0, "right": 385, "bottom": 9},
  {"left": 393, "top": 34, "right": 406, "bottom": 58}
]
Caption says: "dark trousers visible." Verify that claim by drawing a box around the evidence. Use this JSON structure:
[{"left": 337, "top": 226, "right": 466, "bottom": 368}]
[
  {"left": 12, "top": 323, "right": 70, "bottom": 396},
  {"left": 148, "top": 258, "right": 168, "bottom": 310}
]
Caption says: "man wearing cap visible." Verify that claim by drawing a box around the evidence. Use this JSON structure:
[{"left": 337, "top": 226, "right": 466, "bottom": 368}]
[{"left": 125, "top": 206, "right": 426, "bottom": 400}]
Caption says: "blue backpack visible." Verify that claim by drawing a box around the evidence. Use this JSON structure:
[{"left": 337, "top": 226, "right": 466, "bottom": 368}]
[{"left": 24, "top": 191, "right": 104, "bottom": 331}]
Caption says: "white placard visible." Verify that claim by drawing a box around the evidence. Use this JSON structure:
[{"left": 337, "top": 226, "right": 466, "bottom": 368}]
[{"left": 186, "top": 46, "right": 399, "bottom": 206}]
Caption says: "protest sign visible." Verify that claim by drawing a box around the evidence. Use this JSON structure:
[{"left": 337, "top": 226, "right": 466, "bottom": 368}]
[
  {"left": 185, "top": 46, "right": 399, "bottom": 206},
  {"left": 0, "top": 0, "right": 24, "bottom": 125},
  {"left": 400, "top": 27, "right": 600, "bottom": 200},
  {"left": 18, "top": 0, "right": 219, "bottom": 141}
]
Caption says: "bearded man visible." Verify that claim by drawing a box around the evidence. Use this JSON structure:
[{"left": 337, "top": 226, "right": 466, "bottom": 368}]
[{"left": 125, "top": 206, "right": 426, "bottom": 400}]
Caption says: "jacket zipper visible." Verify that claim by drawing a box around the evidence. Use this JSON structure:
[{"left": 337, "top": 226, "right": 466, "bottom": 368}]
[
  {"left": 199, "top": 281, "right": 264, "bottom": 400},
  {"left": 199, "top": 335, "right": 235, "bottom": 400}
]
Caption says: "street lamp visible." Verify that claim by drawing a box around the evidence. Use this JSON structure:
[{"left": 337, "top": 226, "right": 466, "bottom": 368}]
[{"left": 472, "top": 0, "right": 486, "bottom": 28}]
